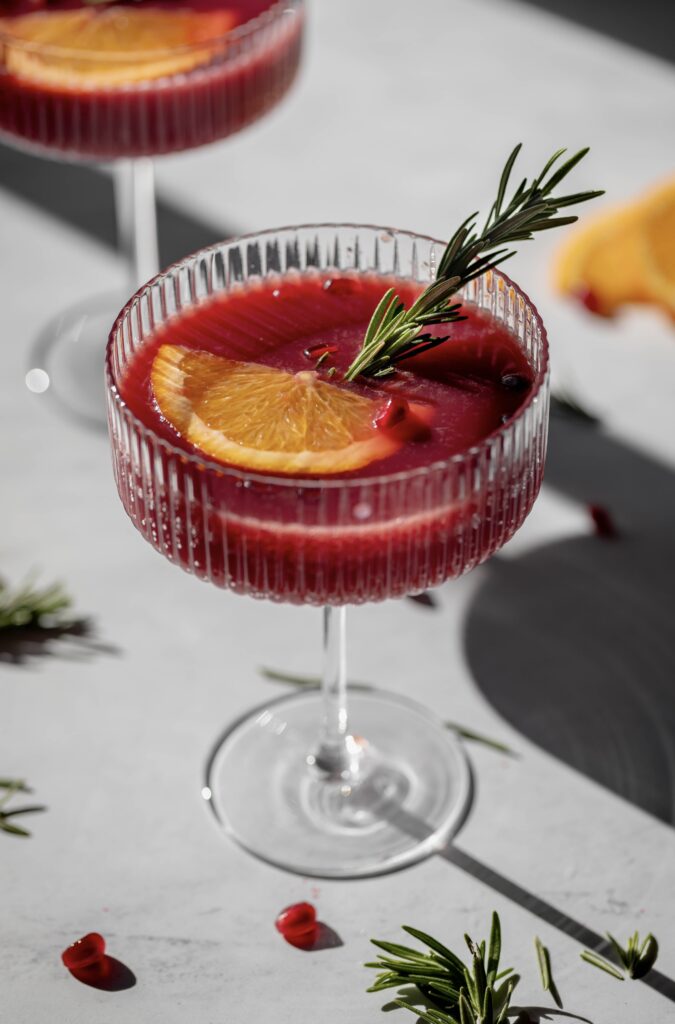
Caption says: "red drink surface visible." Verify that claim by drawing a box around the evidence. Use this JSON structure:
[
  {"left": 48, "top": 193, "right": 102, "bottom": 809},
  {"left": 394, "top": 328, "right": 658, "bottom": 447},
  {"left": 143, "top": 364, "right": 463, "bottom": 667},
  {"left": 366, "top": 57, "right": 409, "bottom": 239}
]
[
  {"left": 121, "top": 271, "right": 534, "bottom": 476},
  {"left": 0, "top": 0, "right": 303, "bottom": 158},
  {"left": 110, "top": 270, "right": 546, "bottom": 604}
]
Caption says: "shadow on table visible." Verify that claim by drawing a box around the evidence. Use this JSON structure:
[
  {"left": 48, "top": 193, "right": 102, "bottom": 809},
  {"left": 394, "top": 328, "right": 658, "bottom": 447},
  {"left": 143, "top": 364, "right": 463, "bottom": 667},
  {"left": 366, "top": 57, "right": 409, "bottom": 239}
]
[
  {"left": 69, "top": 956, "right": 136, "bottom": 992},
  {"left": 466, "top": 409, "right": 675, "bottom": 825},
  {"left": 0, "top": 618, "right": 120, "bottom": 666},
  {"left": 0, "top": 140, "right": 232, "bottom": 270},
  {"left": 508, "top": 0, "right": 675, "bottom": 66},
  {"left": 511, "top": 1010, "right": 593, "bottom": 1024}
]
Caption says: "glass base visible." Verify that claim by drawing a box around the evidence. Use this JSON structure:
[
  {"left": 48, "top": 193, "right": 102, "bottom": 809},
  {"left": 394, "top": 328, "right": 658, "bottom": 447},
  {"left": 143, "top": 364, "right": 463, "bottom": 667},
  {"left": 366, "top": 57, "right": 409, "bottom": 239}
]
[
  {"left": 30, "top": 291, "right": 127, "bottom": 431},
  {"left": 204, "top": 690, "right": 472, "bottom": 878}
]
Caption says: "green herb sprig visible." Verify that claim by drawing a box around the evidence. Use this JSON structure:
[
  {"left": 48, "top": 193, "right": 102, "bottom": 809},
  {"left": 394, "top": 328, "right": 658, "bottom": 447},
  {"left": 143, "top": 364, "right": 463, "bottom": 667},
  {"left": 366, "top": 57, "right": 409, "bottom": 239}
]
[
  {"left": 366, "top": 912, "right": 518, "bottom": 1024},
  {"left": 0, "top": 576, "right": 72, "bottom": 631},
  {"left": 344, "top": 144, "right": 603, "bottom": 381},
  {"left": 0, "top": 779, "right": 45, "bottom": 838},
  {"left": 581, "top": 931, "right": 659, "bottom": 981}
]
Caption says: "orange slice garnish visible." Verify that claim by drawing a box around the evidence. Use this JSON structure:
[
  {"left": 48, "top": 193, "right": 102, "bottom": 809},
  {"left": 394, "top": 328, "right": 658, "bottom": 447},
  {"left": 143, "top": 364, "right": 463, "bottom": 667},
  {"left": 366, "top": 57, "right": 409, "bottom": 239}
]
[
  {"left": 151, "top": 345, "right": 406, "bottom": 475},
  {"left": 640, "top": 184, "right": 675, "bottom": 317},
  {"left": 1, "top": 8, "right": 236, "bottom": 88},
  {"left": 554, "top": 177, "right": 675, "bottom": 320}
]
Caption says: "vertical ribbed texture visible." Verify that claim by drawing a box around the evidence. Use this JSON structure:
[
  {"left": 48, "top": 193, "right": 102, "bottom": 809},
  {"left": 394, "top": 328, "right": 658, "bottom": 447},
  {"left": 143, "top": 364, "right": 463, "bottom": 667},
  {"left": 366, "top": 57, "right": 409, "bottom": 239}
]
[
  {"left": 106, "top": 225, "right": 550, "bottom": 606},
  {"left": 0, "top": 1, "right": 303, "bottom": 159}
]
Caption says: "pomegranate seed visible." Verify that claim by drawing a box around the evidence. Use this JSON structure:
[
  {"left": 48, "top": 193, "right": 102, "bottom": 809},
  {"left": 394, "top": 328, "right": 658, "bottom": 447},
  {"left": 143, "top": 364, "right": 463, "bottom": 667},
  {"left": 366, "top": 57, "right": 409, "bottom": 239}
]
[
  {"left": 500, "top": 373, "right": 530, "bottom": 391},
  {"left": 588, "top": 504, "right": 619, "bottom": 539},
  {"left": 61, "top": 933, "right": 106, "bottom": 971},
  {"left": 374, "top": 397, "right": 409, "bottom": 430},
  {"left": 303, "top": 343, "right": 338, "bottom": 362},
  {"left": 575, "top": 287, "right": 610, "bottom": 316},
  {"left": 275, "top": 902, "right": 318, "bottom": 944}
]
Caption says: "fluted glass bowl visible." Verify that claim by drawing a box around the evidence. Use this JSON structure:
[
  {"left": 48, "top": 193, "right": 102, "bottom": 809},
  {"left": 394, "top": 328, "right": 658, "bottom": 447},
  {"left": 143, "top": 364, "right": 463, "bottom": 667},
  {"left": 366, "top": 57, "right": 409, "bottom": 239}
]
[
  {"left": 107, "top": 224, "right": 549, "bottom": 606},
  {"left": 105, "top": 223, "right": 549, "bottom": 878},
  {"left": 0, "top": 0, "right": 304, "bottom": 159}
]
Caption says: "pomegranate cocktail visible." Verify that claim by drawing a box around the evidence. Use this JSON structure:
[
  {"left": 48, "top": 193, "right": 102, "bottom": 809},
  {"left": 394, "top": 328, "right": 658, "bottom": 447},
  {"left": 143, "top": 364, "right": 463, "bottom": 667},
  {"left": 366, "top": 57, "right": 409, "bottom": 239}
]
[
  {"left": 114, "top": 262, "right": 545, "bottom": 604},
  {"left": 106, "top": 149, "right": 601, "bottom": 877},
  {"left": 0, "top": 0, "right": 303, "bottom": 158}
]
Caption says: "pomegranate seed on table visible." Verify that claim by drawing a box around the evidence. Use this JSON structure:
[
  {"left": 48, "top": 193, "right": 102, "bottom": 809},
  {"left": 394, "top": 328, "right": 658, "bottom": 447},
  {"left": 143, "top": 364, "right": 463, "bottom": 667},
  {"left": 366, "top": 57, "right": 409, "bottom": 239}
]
[
  {"left": 61, "top": 932, "right": 106, "bottom": 972},
  {"left": 275, "top": 902, "right": 318, "bottom": 944},
  {"left": 588, "top": 503, "right": 619, "bottom": 539}
]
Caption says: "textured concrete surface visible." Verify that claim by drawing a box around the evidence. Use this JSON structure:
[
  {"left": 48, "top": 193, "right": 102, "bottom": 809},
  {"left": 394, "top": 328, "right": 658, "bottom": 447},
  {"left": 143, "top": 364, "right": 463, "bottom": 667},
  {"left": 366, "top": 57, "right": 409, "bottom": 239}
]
[{"left": 2, "top": 1, "right": 675, "bottom": 1021}]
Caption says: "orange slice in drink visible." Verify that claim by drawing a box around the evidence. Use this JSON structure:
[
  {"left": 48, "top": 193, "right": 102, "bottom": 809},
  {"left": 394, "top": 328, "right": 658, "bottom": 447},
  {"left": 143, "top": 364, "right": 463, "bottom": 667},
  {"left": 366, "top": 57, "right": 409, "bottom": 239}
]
[
  {"left": 151, "top": 345, "right": 406, "bottom": 475},
  {"left": 554, "top": 177, "right": 675, "bottom": 320},
  {"left": 1, "top": 8, "right": 236, "bottom": 88}
]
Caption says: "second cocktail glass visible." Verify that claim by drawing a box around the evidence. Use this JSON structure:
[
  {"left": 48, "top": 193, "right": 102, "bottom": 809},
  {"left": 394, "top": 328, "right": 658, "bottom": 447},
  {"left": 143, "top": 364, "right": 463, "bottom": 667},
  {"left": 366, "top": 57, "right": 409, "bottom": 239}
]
[
  {"left": 106, "top": 224, "right": 550, "bottom": 878},
  {"left": 0, "top": 0, "right": 304, "bottom": 426}
]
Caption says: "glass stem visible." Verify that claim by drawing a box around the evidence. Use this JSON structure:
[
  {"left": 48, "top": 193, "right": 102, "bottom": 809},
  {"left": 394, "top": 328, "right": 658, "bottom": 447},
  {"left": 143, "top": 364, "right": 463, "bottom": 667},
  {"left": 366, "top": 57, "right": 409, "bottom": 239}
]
[
  {"left": 312, "top": 606, "right": 354, "bottom": 778},
  {"left": 114, "top": 158, "right": 159, "bottom": 290}
]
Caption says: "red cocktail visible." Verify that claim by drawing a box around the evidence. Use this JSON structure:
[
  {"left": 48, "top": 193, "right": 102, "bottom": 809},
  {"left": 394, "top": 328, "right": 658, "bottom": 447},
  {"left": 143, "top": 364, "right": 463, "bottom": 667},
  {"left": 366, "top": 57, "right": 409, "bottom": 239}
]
[
  {"left": 4, "top": 0, "right": 304, "bottom": 428},
  {"left": 115, "top": 263, "right": 544, "bottom": 603},
  {"left": 0, "top": 0, "right": 303, "bottom": 159},
  {"left": 107, "top": 224, "right": 549, "bottom": 877}
]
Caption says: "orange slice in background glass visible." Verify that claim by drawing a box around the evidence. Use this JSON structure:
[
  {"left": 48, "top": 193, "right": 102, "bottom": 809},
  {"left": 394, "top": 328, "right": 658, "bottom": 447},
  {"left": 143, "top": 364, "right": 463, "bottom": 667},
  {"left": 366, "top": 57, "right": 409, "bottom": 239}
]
[
  {"left": 554, "top": 178, "right": 675, "bottom": 321},
  {"left": 151, "top": 345, "right": 406, "bottom": 475},
  {"left": 1, "top": 8, "right": 237, "bottom": 88},
  {"left": 640, "top": 184, "right": 675, "bottom": 318}
]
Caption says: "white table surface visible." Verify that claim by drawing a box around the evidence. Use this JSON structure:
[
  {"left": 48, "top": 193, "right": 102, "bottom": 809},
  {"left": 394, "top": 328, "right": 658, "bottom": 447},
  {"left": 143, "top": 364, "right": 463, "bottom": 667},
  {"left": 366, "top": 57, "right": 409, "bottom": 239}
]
[{"left": 2, "top": 1, "right": 675, "bottom": 1021}]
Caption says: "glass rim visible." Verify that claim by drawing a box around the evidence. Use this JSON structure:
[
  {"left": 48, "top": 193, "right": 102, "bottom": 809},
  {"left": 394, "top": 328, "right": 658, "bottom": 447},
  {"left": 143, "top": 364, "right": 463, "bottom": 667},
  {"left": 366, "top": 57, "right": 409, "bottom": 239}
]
[
  {"left": 0, "top": 0, "right": 301, "bottom": 62},
  {"left": 105, "top": 222, "right": 550, "bottom": 491}
]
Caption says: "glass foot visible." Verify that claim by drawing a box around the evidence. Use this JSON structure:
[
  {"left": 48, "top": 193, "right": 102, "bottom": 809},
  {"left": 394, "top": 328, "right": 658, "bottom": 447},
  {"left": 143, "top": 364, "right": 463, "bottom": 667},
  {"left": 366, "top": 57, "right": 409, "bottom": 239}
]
[
  {"left": 204, "top": 690, "right": 472, "bottom": 878},
  {"left": 29, "top": 291, "right": 128, "bottom": 431}
]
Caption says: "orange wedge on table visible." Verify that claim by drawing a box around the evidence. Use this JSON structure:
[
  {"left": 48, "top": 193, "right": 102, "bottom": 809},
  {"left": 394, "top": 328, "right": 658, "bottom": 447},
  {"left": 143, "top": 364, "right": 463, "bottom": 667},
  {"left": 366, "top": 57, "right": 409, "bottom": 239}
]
[
  {"left": 1, "top": 8, "right": 236, "bottom": 88},
  {"left": 151, "top": 345, "right": 404, "bottom": 475},
  {"left": 554, "top": 178, "right": 675, "bottom": 321}
]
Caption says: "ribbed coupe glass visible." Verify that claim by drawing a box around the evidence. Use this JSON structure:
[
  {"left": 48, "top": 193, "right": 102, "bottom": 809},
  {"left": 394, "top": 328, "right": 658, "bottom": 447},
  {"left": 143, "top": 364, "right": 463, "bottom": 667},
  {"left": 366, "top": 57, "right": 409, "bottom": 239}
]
[
  {"left": 106, "top": 224, "right": 550, "bottom": 878},
  {"left": 0, "top": 0, "right": 304, "bottom": 426}
]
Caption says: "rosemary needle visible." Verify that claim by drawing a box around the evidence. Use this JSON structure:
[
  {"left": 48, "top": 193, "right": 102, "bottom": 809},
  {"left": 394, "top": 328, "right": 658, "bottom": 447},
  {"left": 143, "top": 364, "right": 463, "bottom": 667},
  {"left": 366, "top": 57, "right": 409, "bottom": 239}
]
[
  {"left": 580, "top": 950, "right": 624, "bottom": 980},
  {"left": 534, "top": 937, "right": 562, "bottom": 1007}
]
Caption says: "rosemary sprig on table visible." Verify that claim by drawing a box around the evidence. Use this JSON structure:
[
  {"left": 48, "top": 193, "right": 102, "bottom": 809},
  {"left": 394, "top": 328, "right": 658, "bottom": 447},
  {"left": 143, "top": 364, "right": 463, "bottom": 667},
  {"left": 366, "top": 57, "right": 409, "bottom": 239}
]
[
  {"left": 581, "top": 931, "right": 659, "bottom": 981},
  {"left": 344, "top": 144, "right": 603, "bottom": 381},
  {"left": 0, "top": 779, "right": 45, "bottom": 839},
  {"left": 0, "top": 576, "right": 72, "bottom": 631},
  {"left": 366, "top": 912, "right": 518, "bottom": 1024}
]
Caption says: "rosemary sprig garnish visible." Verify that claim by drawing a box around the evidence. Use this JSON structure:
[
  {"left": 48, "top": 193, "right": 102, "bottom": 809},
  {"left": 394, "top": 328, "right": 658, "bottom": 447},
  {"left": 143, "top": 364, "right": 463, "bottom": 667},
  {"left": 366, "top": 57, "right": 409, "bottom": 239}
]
[
  {"left": 344, "top": 144, "right": 603, "bottom": 381},
  {"left": 366, "top": 912, "right": 518, "bottom": 1024},
  {"left": 0, "top": 575, "right": 72, "bottom": 630},
  {"left": 534, "top": 937, "right": 562, "bottom": 1007},
  {"left": 581, "top": 931, "right": 659, "bottom": 981}
]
